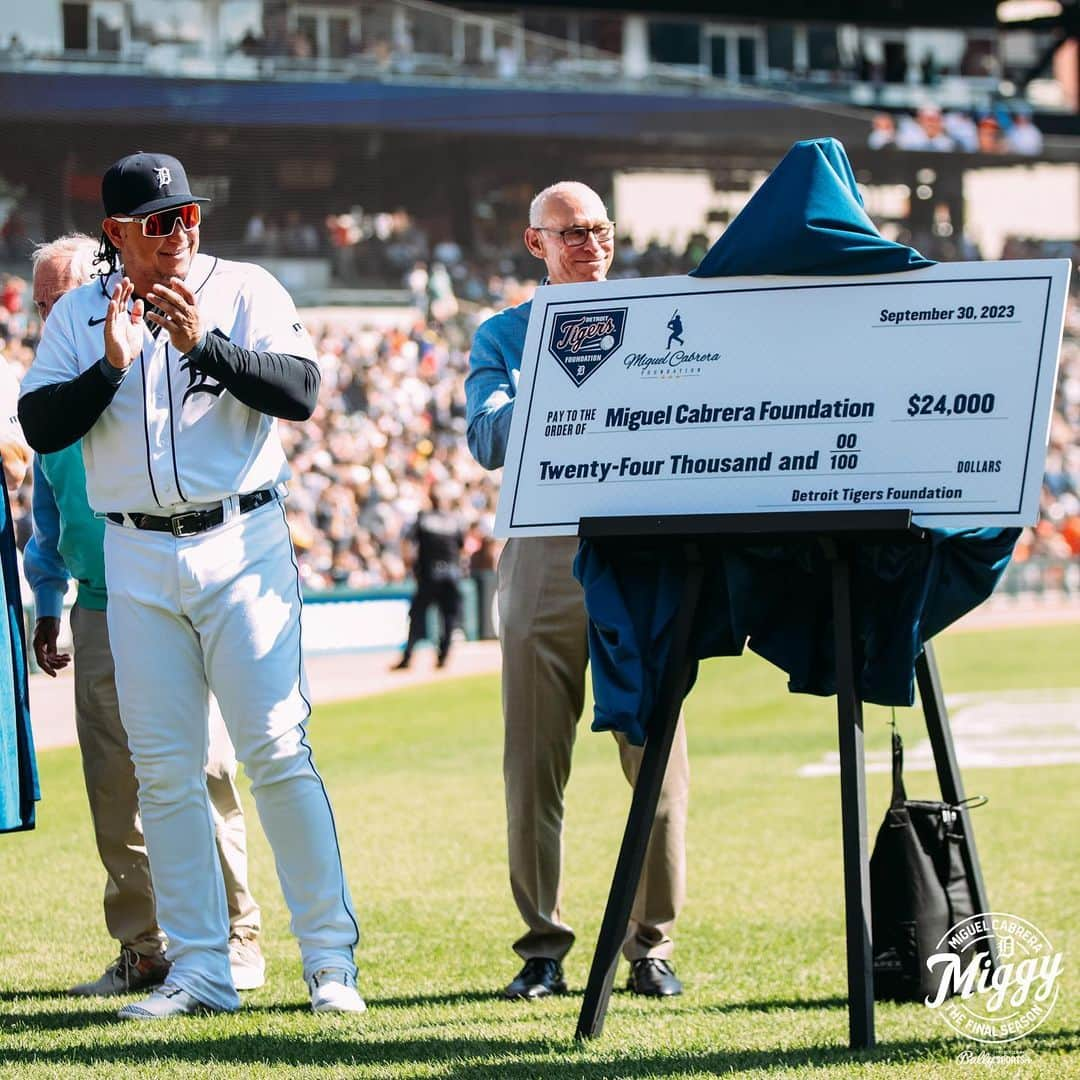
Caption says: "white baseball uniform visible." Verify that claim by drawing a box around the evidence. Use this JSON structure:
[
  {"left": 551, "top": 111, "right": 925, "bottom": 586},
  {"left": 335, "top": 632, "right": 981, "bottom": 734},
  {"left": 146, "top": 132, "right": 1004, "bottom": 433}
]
[{"left": 20, "top": 253, "right": 358, "bottom": 1011}]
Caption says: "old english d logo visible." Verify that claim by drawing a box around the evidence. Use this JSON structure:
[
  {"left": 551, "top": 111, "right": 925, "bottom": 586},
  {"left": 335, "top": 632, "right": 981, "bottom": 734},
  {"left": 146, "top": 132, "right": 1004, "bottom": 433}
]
[{"left": 548, "top": 308, "right": 626, "bottom": 387}]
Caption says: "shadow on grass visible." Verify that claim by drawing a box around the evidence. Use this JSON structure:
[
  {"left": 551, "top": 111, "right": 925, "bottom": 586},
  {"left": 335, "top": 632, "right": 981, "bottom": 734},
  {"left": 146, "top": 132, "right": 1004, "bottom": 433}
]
[
  {"left": 370, "top": 988, "right": 506, "bottom": 1009},
  {"left": 0, "top": 987, "right": 848, "bottom": 1014},
  {"left": 0, "top": 1027, "right": 1074, "bottom": 1074},
  {"left": 697, "top": 995, "right": 850, "bottom": 1014},
  {"left": 370, "top": 988, "right": 850, "bottom": 1013},
  {"left": 0, "top": 990, "right": 71, "bottom": 1002},
  {"left": 0, "top": 1000, "right": 348, "bottom": 1032},
  {"left": 0, "top": 1005, "right": 119, "bottom": 1031},
  {"left": 0, "top": 991, "right": 517, "bottom": 1030}
]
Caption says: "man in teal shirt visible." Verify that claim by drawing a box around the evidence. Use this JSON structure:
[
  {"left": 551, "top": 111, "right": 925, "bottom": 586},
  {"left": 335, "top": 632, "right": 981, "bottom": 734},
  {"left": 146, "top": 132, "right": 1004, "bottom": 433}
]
[{"left": 25, "top": 235, "right": 264, "bottom": 996}]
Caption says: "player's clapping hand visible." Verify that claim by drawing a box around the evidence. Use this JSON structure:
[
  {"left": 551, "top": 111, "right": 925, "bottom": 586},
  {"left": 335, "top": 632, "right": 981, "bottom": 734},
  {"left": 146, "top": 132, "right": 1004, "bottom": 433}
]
[
  {"left": 147, "top": 277, "right": 203, "bottom": 355},
  {"left": 103, "top": 277, "right": 145, "bottom": 371}
]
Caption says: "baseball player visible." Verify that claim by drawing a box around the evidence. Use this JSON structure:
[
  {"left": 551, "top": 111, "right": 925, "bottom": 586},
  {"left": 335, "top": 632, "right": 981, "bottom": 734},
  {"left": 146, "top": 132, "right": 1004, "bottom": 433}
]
[
  {"left": 25, "top": 233, "right": 264, "bottom": 997},
  {"left": 19, "top": 152, "right": 364, "bottom": 1019}
]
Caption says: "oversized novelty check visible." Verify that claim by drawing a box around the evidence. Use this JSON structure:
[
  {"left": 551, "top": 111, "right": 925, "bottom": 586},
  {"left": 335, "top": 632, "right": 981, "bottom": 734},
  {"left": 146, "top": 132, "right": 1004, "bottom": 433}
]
[{"left": 494, "top": 259, "right": 1071, "bottom": 537}]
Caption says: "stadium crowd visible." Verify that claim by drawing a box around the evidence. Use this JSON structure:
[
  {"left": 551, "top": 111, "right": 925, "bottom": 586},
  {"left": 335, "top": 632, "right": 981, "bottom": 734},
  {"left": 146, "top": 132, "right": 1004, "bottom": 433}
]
[
  {"left": 868, "top": 105, "right": 1045, "bottom": 155},
  {"left": 240, "top": 206, "right": 707, "bottom": 294},
  {"left": 0, "top": 235, "right": 1077, "bottom": 593}
]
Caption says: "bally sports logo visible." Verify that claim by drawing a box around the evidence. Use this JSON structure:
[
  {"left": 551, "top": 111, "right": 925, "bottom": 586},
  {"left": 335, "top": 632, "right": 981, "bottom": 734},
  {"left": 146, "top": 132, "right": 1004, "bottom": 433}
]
[{"left": 548, "top": 308, "right": 626, "bottom": 387}]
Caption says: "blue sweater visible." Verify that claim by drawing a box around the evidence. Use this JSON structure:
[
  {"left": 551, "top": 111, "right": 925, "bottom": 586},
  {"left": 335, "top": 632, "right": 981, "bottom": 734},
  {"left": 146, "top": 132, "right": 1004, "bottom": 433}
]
[{"left": 465, "top": 301, "right": 532, "bottom": 471}]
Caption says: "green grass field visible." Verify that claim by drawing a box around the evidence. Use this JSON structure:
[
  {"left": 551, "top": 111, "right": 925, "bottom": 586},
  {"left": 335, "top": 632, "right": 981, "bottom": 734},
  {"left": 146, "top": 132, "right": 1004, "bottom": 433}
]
[{"left": 0, "top": 624, "right": 1077, "bottom": 1078}]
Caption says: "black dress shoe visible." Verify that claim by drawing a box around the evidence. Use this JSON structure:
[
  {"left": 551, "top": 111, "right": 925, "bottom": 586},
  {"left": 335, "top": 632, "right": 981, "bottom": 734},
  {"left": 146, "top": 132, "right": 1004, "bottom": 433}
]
[
  {"left": 627, "top": 958, "right": 683, "bottom": 997},
  {"left": 501, "top": 957, "right": 567, "bottom": 1000}
]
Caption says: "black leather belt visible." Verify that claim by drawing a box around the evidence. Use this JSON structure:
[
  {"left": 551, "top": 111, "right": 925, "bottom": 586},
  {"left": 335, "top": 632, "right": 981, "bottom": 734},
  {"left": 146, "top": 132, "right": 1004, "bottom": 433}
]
[{"left": 106, "top": 488, "right": 276, "bottom": 538}]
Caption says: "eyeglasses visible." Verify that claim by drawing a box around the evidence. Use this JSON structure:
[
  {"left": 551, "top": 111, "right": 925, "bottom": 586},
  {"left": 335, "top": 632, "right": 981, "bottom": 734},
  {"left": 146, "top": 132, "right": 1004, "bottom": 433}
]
[
  {"left": 110, "top": 202, "right": 201, "bottom": 238},
  {"left": 533, "top": 222, "right": 615, "bottom": 247}
]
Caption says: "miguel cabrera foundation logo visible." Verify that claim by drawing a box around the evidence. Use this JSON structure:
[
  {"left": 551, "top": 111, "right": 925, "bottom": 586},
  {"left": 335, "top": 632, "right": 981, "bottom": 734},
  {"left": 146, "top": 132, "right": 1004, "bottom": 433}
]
[
  {"left": 620, "top": 306, "right": 722, "bottom": 379},
  {"left": 924, "top": 912, "right": 1064, "bottom": 1045},
  {"left": 548, "top": 308, "right": 627, "bottom": 387}
]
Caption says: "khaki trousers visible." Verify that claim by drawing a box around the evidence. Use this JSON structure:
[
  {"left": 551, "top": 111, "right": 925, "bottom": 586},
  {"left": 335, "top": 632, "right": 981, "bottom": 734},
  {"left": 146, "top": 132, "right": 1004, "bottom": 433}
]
[
  {"left": 498, "top": 536, "right": 689, "bottom": 963},
  {"left": 70, "top": 603, "right": 260, "bottom": 957}
]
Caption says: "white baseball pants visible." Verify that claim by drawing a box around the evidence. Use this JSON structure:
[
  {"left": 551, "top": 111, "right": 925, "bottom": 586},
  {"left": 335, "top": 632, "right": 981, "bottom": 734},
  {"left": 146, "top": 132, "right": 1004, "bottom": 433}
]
[{"left": 104, "top": 497, "right": 358, "bottom": 1011}]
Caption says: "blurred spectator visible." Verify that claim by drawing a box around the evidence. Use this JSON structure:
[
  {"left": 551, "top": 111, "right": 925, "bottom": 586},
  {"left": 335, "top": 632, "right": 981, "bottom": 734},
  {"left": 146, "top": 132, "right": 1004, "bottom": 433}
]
[
  {"left": 1, "top": 211, "right": 28, "bottom": 259},
  {"left": 1004, "top": 111, "right": 1044, "bottom": 156},
  {"left": 916, "top": 107, "right": 955, "bottom": 151},
  {"left": 0, "top": 34, "right": 26, "bottom": 61},
  {"left": 496, "top": 44, "right": 519, "bottom": 80},
  {"left": 943, "top": 111, "right": 978, "bottom": 153},
  {"left": 234, "top": 30, "right": 264, "bottom": 58},
  {"left": 868, "top": 113, "right": 896, "bottom": 150},
  {"left": 427, "top": 262, "right": 458, "bottom": 323},
  {"left": 243, "top": 212, "right": 268, "bottom": 254},
  {"left": 283, "top": 210, "right": 320, "bottom": 255},
  {"left": 392, "top": 19, "right": 416, "bottom": 73},
  {"left": 1, "top": 276, "right": 25, "bottom": 317},
  {"left": 368, "top": 39, "right": 393, "bottom": 72},
  {"left": 288, "top": 31, "right": 314, "bottom": 60},
  {"left": 433, "top": 239, "right": 463, "bottom": 266},
  {"left": 919, "top": 51, "right": 941, "bottom": 88},
  {"left": 326, "top": 213, "right": 362, "bottom": 280},
  {"left": 406, "top": 261, "right": 429, "bottom": 313},
  {"left": 977, "top": 115, "right": 1002, "bottom": 154},
  {"left": 467, "top": 523, "right": 498, "bottom": 574},
  {"left": 894, "top": 112, "right": 931, "bottom": 150}
]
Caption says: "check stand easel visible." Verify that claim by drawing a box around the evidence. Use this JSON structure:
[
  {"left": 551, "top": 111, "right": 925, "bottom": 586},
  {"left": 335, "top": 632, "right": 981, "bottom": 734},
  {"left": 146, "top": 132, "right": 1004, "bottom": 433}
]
[{"left": 573, "top": 509, "right": 994, "bottom": 1050}]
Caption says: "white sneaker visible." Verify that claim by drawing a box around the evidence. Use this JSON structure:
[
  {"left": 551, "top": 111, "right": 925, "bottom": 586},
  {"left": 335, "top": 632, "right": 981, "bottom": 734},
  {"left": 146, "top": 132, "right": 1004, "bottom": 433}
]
[
  {"left": 117, "top": 982, "right": 213, "bottom": 1021},
  {"left": 307, "top": 967, "right": 367, "bottom": 1014},
  {"left": 229, "top": 936, "right": 266, "bottom": 991}
]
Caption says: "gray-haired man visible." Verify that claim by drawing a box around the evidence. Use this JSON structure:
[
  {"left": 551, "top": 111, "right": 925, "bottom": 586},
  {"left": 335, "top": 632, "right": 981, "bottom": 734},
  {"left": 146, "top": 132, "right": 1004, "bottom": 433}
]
[{"left": 466, "top": 183, "right": 690, "bottom": 1001}]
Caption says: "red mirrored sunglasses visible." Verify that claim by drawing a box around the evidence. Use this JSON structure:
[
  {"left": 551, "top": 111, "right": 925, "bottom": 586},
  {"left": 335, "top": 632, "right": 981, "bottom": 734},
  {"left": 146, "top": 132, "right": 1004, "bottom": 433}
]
[{"left": 111, "top": 202, "right": 201, "bottom": 238}]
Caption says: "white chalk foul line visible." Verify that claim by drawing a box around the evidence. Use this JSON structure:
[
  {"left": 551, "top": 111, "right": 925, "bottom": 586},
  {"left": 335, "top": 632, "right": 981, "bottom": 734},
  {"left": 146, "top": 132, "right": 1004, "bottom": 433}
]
[{"left": 798, "top": 689, "right": 1080, "bottom": 777}]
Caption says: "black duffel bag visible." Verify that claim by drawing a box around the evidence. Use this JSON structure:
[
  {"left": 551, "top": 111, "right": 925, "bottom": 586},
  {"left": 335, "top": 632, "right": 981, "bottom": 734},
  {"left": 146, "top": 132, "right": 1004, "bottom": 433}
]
[{"left": 870, "top": 730, "right": 986, "bottom": 1002}]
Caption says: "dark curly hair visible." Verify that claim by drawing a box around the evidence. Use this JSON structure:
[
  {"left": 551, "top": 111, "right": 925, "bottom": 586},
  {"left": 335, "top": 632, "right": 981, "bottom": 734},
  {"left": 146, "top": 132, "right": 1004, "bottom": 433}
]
[{"left": 94, "top": 231, "right": 122, "bottom": 281}]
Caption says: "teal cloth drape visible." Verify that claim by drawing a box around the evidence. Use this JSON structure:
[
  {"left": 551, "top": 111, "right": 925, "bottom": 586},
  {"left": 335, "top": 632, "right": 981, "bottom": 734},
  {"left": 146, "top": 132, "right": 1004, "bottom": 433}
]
[
  {"left": 0, "top": 480, "right": 38, "bottom": 832},
  {"left": 691, "top": 137, "right": 934, "bottom": 278}
]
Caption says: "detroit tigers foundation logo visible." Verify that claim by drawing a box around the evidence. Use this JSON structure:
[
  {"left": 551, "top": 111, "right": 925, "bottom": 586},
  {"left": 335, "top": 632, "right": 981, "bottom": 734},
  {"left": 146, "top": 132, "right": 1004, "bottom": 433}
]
[{"left": 548, "top": 308, "right": 626, "bottom": 387}]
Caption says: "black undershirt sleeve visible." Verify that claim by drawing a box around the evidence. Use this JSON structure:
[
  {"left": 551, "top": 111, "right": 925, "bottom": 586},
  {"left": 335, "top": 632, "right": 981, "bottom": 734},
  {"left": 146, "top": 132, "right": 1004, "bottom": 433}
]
[
  {"left": 184, "top": 330, "right": 320, "bottom": 420},
  {"left": 18, "top": 361, "right": 122, "bottom": 454},
  {"left": 19, "top": 330, "right": 319, "bottom": 454}
]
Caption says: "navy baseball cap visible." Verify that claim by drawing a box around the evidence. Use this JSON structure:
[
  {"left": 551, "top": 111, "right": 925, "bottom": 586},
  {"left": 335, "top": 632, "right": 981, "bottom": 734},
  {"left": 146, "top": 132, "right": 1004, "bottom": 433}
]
[{"left": 102, "top": 152, "right": 210, "bottom": 217}]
